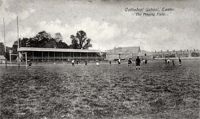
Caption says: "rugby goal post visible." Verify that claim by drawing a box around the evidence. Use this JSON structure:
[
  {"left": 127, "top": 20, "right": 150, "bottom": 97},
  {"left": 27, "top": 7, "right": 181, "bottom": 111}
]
[
  {"left": 20, "top": 52, "right": 28, "bottom": 68},
  {"left": 8, "top": 51, "right": 28, "bottom": 68},
  {"left": 15, "top": 52, "right": 28, "bottom": 68},
  {"left": 9, "top": 50, "right": 18, "bottom": 64}
]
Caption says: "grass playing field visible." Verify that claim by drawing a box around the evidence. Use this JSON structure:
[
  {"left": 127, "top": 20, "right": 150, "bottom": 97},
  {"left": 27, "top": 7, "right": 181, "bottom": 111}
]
[{"left": 0, "top": 59, "right": 200, "bottom": 119}]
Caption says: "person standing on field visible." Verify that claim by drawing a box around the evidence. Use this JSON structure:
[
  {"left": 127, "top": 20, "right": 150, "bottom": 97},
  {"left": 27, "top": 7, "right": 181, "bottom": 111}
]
[
  {"left": 179, "top": 57, "right": 182, "bottom": 66},
  {"left": 109, "top": 60, "right": 112, "bottom": 65},
  {"left": 85, "top": 60, "right": 87, "bottom": 65},
  {"left": 28, "top": 61, "right": 32, "bottom": 67},
  {"left": 96, "top": 60, "right": 100, "bottom": 66},
  {"left": 167, "top": 58, "right": 170, "bottom": 64},
  {"left": 172, "top": 59, "right": 175, "bottom": 66},
  {"left": 144, "top": 53, "right": 147, "bottom": 64},
  {"left": 72, "top": 59, "right": 75, "bottom": 66},
  {"left": 128, "top": 58, "right": 132, "bottom": 66},
  {"left": 118, "top": 58, "right": 121, "bottom": 65},
  {"left": 165, "top": 58, "right": 167, "bottom": 64},
  {"left": 145, "top": 59, "right": 147, "bottom": 64},
  {"left": 135, "top": 56, "right": 141, "bottom": 70}
]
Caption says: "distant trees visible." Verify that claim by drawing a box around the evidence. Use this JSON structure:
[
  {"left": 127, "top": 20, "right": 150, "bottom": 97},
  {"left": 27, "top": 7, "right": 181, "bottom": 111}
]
[
  {"left": 2, "top": 30, "right": 93, "bottom": 60},
  {"left": 0, "top": 42, "right": 14, "bottom": 60},
  {"left": 70, "top": 35, "right": 79, "bottom": 49},
  {"left": 14, "top": 31, "right": 69, "bottom": 49},
  {"left": 191, "top": 52, "right": 200, "bottom": 57},
  {"left": 10, "top": 30, "right": 93, "bottom": 58},
  {"left": 0, "top": 42, "right": 5, "bottom": 55},
  {"left": 55, "top": 33, "right": 63, "bottom": 42},
  {"left": 12, "top": 30, "right": 92, "bottom": 49},
  {"left": 69, "top": 30, "right": 92, "bottom": 49}
]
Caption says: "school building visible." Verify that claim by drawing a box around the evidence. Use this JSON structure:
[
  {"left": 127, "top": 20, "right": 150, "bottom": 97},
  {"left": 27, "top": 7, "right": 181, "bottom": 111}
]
[
  {"left": 152, "top": 49, "right": 200, "bottom": 58},
  {"left": 18, "top": 47, "right": 106, "bottom": 62},
  {"left": 106, "top": 46, "right": 146, "bottom": 60}
]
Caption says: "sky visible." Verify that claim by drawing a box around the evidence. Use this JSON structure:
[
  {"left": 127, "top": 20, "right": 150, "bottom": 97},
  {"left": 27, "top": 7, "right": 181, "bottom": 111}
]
[{"left": 0, "top": 0, "right": 200, "bottom": 51}]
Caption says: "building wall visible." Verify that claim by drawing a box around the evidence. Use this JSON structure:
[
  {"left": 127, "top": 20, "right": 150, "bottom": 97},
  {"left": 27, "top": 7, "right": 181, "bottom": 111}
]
[
  {"left": 152, "top": 50, "right": 200, "bottom": 58},
  {"left": 106, "top": 46, "right": 141, "bottom": 60}
]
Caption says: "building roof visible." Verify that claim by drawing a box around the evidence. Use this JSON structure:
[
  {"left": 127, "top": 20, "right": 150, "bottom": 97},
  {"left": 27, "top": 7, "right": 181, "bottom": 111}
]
[{"left": 18, "top": 47, "right": 104, "bottom": 53}]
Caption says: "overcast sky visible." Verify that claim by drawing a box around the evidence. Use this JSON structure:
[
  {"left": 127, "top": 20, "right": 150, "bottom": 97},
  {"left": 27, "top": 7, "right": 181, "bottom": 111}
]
[{"left": 0, "top": 0, "right": 200, "bottom": 51}]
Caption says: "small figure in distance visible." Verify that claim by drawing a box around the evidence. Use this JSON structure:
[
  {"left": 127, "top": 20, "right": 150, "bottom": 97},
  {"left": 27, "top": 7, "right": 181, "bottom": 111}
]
[
  {"left": 76, "top": 60, "right": 79, "bottom": 65},
  {"left": 109, "top": 60, "right": 112, "bottom": 65},
  {"left": 118, "top": 59, "right": 121, "bottom": 65},
  {"left": 128, "top": 58, "right": 132, "bottom": 67},
  {"left": 28, "top": 61, "right": 32, "bottom": 67},
  {"left": 85, "top": 60, "right": 87, "bottom": 65},
  {"left": 135, "top": 56, "right": 141, "bottom": 70},
  {"left": 178, "top": 57, "right": 182, "bottom": 66},
  {"left": 142, "top": 59, "right": 145, "bottom": 64},
  {"left": 167, "top": 58, "right": 170, "bottom": 64},
  {"left": 72, "top": 59, "right": 75, "bottom": 66},
  {"left": 96, "top": 60, "right": 100, "bottom": 66},
  {"left": 172, "top": 59, "right": 175, "bottom": 66},
  {"left": 145, "top": 59, "right": 147, "bottom": 64},
  {"left": 165, "top": 58, "right": 167, "bottom": 64},
  {"left": 144, "top": 53, "right": 148, "bottom": 64}
]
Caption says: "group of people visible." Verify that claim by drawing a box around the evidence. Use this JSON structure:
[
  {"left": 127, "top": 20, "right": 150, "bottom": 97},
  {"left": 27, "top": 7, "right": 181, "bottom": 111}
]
[
  {"left": 115, "top": 56, "right": 146, "bottom": 70},
  {"left": 71, "top": 60, "right": 88, "bottom": 66},
  {"left": 71, "top": 56, "right": 146, "bottom": 70},
  {"left": 165, "top": 58, "right": 182, "bottom": 66},
  {"left": 128, "top": 56, "right": 145, "bottom": 70},
  {"left": 71, "top": 59, "right": 98, "bottom": 66}
]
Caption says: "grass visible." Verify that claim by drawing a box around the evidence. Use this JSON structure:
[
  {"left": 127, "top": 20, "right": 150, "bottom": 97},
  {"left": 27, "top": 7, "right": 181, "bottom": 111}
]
[{"left": 0, "top": 59, "right": 200, "bottom": 119}]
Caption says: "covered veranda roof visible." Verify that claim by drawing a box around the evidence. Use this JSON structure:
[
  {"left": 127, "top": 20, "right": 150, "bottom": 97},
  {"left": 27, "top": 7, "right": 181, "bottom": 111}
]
[{"left": 18, "top": 47, "right": 104, "bottom": 53}]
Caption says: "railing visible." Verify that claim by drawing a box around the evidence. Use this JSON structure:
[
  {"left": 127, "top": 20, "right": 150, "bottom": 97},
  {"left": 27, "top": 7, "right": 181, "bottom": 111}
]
[{"left": 27, "top": 56, "right": 105, "bottom": 61}]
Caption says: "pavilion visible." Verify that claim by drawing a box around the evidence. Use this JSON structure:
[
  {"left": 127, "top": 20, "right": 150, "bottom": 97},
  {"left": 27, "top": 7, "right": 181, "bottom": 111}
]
[{"left": 17, "top": 47, "right": 106, "bottom": 62}]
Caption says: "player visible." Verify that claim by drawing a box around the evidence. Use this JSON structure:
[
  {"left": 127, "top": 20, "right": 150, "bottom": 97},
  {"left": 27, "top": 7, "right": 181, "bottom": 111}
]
[
  {"left": 118, "top": 59, "right": 121, "bottom": 64},
  {"left": 178, "top": 57, "right": 182, "bottom": 66},
  {"left": 72, "top": 59, "right": 75, "bottom": 66},
  {"left": 135, "top": 56, "right": 141, "bottom": 70},
  {"left": 128, "top": 58, "right": 132, "bottom": 66}
]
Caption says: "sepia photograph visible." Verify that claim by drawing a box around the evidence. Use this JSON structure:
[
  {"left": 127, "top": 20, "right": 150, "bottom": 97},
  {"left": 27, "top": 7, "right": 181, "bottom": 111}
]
[{"left": 0, "top": 0, "right": 200, "bottom": 119}]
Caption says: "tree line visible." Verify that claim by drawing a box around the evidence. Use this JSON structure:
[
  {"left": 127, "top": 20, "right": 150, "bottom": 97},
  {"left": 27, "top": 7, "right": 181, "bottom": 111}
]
[
  {"left": 0, "top": 30, "right": 92, "bottom": 60},
  {"left": 14, "top": 30, "right": 92, "bottom": 49}
]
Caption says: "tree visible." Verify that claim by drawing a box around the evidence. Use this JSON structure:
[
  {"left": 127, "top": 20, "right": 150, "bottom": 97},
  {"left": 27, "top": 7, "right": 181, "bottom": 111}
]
[
  {"left": 12, "top": 31, "right": 69, "bottom": 49},
  {"left": 0, "top": 42, "right": 5, "bottom": 55},
  {"left": 20, "top": 38, "right": 30, "bottom": 47},
  {"left": 43, "top": 38, "right": 57, "bottom": 48},
  {"left": 36, "top": 31, "right": 52, "bottom": 41},
  {"left": 54, "top": 33, "right": 69, "bottom": 48},
  {"left": 55, "top": 33, "right": 63, "bottom": 42},
  {"left": 191, "top": 52, "right": 200, "bottom": 57},
  {"left": 12, "top": 41, "right": 18, "bottom": 54},
  {"left": 70, "top": 35, "right": 79, "bottom": 49},
  {"left": 76, "top": 30, "right": 87, "bottom": 49},
  {"left": 34, "top": 31, "right": 53, "bottom": 47},
  {"left": 56, "top": 41, "right": 69, "bottom": 49},
  {"left": 70, "top": 30, "right": 92, "bottom": 49},
  {"left": 83, "top": 38, "right": 92, "bottom": 49},
  {"left": 0, "top": 42, "right": 13, "bottom": 60}
]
